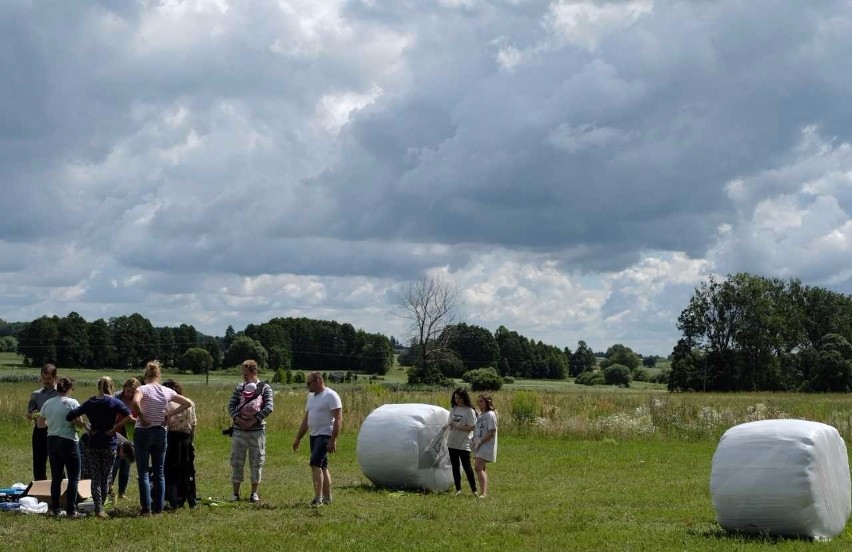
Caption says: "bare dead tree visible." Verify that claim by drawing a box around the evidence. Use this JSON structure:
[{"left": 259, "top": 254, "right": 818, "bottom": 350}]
[{"left": 398, "top": 275, "right": 459, "bottom": 384}]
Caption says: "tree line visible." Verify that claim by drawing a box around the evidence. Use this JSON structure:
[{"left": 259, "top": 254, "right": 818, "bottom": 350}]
[
  {"left": 399, "top": 321, "right": 604, "bottom": 382},
  {"left": 670, "top": 273, "right": 852, "bottom": 392},
  {"left": 8, "top": 313, "right": 393, "bottom": 376}
]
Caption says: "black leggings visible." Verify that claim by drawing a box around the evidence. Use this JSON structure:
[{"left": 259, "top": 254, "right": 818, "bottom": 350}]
[{"left": 448, "top": 448, "right": 476, "bottom": 493}]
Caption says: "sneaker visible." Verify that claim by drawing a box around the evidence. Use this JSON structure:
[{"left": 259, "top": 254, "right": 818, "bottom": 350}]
[
  {"left": 322, "top": 496, "right": 332, "bottom": 505},
  {"left": 230, "top": 494, "right": 240, "bottom": 502},
  {"left": 67, "top": 512, "right": 85, "bottom": 519},
  {"left": 455, "top": 490, "right": 463, "bottom": 496},
  {"left": 53, "top": 509, "right": 65, "bottom": 518},
  {"left": 96, "top": 511, "right": 110, "bottom": 520},
  {"left": 249, "top": 493, "right": 259, "bottom": 503},
  {"left": 309, "top": 497, "right": 323, "bottom": 507},
  {"left": 118, "top": 493, "right": 127, "bottom": 500},
  {"left": 478, "top": 494, "right": 487, "bottom": 499}
]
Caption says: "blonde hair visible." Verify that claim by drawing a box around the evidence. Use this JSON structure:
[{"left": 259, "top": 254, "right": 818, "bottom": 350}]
[
  {"left": 97, "top": 376, "right": 115, "bottom": 396},
  {"left": 143, "top": 361, "right": 161, "bottom": 382},
  {"left": 241, "top": 359, "right": 258, "bottom": 374},
  {"left": 123, "top": 378, "right": 141, "bottom": 390}
]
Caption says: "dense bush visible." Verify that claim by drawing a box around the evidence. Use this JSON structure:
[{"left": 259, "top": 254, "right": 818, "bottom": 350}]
[
  {"left": 502, "top": 376, "right": 515, "bottom": 384},
  {"left": 575, "top": 371, "right": 605, "bottom": 386},
  {"left": 604, "top": 364, "right": 632, "bottom": 387},
  {"left": 462, "top": 367, "right": 503, "bottom": 391}
]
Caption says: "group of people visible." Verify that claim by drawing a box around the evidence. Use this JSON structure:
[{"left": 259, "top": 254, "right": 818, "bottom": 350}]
[
  {"left": 444, "top": 388, "right": 498, "bottom": 498},
  {"left": 26, "top": 361, "right": 498, "bottom": 516},
  {"left": 27, "top": 362, "right": 198, "bottom": 517},
  {"left": 25, "top": 360, "right": 347, "bottom": 516}
]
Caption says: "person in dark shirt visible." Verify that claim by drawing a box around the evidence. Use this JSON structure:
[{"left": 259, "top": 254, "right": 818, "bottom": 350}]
[
  {"left": 26, "top": 364, "right": 58, "bottom": 481},
  {"left": 67, "top": 376, "right": 131, "bottom": 518}
]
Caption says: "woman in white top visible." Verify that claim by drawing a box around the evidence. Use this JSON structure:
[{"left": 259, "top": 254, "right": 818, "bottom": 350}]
[
  {"left": 473, "top": 393, "right": 498, "bottom": 498},
  {"left": 41, "top": 377, "right": 84, "bottom": 516},
  {"left": 446, "top": 388, "right": 477, "bottom": 495}
]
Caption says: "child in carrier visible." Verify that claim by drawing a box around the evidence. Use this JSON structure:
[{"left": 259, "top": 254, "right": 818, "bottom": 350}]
[{"left": 237, "top": 382, "right": 262, "bottom": 422}]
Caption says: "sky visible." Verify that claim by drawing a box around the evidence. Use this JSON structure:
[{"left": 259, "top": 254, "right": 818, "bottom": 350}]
[{"left": 3, "top": 0, "right": 852, "bottom": 356}]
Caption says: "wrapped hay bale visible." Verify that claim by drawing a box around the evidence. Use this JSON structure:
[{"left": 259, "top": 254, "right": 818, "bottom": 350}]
[
  {"left": 710, "top": 419, "right": 851, "bottom": 539},
  {"left": 357, "top": 403, "right": 453, "bottom": 492}
]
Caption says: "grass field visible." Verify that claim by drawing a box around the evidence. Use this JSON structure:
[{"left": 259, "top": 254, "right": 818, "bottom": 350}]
[{"left": 1, "top": 352, "right": 851, "bottom": 550}]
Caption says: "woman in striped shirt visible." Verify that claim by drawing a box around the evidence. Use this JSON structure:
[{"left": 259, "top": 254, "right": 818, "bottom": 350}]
[{"left": 131, "top": 361, "right": 193, "bottom": 516}]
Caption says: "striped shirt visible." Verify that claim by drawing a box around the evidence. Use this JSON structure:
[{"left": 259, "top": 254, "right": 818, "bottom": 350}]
[{"left": 135, "top": 383, "right": 177, "bottom": 428}]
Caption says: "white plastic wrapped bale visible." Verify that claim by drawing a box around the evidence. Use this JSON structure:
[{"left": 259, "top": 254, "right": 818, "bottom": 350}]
[
  {"left": 357, "top": 403, "right": 454, "bottom": 492},
  {"left": 710, "top": 419, "right": 851, "bottom": 539}
]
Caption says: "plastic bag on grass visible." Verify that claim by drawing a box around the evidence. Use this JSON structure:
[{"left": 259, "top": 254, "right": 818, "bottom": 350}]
[
  {"left": 357, "top": 403, "right": 453, "bottom": 492},
  {"left": 710, "top": 419, "right": 851, "bottom": 539}
]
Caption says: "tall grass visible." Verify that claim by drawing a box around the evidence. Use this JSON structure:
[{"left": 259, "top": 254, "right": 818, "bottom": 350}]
[{"left": 1, "top": 379, "right": 852, "bottom": 550}]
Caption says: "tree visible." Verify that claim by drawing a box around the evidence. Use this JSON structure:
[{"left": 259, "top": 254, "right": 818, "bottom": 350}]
[
  {"left": 600, "top": 344, "right": 641, "bottom": 372},
  {"left": 57, "top": 312, "right": 90, "bottom": 367},
  {"left": 223, "top": 335, "right": 268, "bottom": 370},
  {"left": 0, "top": 335, "right": 17, "bottom": 352},
  {"left": 88, "top": 318, "right": 114, "bottom": 368},
  {"left": 570, "top": 340, "right": 597, "bottom": 376},
  {"left": 642, "top": 355, "right": 658, "bottom": 368},
  {"left": 179, "top": 347, "right": 213, "bottom": 375},
  {"left": 17, "top": 316, "right": 59, "bottom": 366},
  {"left": 399, "top": 276, "right": 459, "bottom": 385},
  {"left": 442, "top": 323, "right": 500, "bottom": 372},
  {"left": 157, "top": 327, "right": 176, "bottom": 368},
  {"left": 802, "top": 334, "right": 852, "bottom": 392},
  {"left": 223, "top": 325, "right": 237, "bottom": 350},
  {"left": 603, "top": 364, "right": 632, "bottom": 387}
]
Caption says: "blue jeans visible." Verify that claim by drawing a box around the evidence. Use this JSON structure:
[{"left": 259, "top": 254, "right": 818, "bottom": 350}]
[
  {"left": 135, "top": 426, "right": 167, "bottom": 513},
  {"left": 47, "top": 436, "right": 80, "bottom": 514}
]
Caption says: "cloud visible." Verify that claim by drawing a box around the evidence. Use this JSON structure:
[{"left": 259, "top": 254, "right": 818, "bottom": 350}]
[{"left": 2, "top": 1, "right": 852, "bottom": 356}]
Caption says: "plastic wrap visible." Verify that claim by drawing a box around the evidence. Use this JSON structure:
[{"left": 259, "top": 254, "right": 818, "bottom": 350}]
[
  {"left": 357, "top": 403, "right": 453, "bottom": 492},
  {"left": 710, "top": 419, "right": 851, "bottom": 539}
]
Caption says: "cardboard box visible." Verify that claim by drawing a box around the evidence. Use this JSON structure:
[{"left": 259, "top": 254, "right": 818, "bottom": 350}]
[{"left": 24, "top": 479, "right": 92, "bottom": 509}]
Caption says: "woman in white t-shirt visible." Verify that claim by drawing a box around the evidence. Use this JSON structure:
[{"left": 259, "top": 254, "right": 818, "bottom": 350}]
[
  {"left": 473, "top": 393, "right": 498, "bottom": 498},
  {"left": 446, "top": 388, "right": 477, "bottom": 496}
]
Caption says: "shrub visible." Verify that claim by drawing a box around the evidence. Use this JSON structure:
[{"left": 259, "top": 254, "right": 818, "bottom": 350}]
[
  {"left": 511, "top": 391, "right": 540, "bottom": 424},
  {"left": 502, "top": 376, "right": 515, "bottom": 384},
  {"left": 292, "top": 371, "right": 306, "bottom": 384},
  {"left": 178, "top": 347, "right": 213, "bottom": 375},
  {"left": 632, "top": 368, "right": 650, "bottom": 382},
  {"left": 462, "top": 367, "right": 503, "bottom": 391},
  {"left": 604, "top": 364, "right": 632, "bottom": 387},
  {"left": 575, "top": 371, "right": 605, "bottom": 386}
]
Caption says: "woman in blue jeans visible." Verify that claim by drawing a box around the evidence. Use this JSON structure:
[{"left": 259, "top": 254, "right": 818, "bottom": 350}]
[
  {"left": 40, "top": 377, "right": 84, "bottom": 517},
  {"left": 131, "top": 362, "right": 193, "bottom": 516}
]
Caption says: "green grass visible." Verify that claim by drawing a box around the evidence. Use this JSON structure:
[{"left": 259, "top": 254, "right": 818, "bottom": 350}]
[{"left": 1, "top": 360, "right": 851, "bottom": 549}]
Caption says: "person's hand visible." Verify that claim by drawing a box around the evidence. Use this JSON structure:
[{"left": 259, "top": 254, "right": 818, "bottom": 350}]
[
  {"left": 327, "top": 439, "right": 337, "bottom": 454},
  {"left": 138, "top": 415, "right": 150, "bottom": 428},
  {"left": 292, "top": 438, "right": 301, "bottom": 453},
  {"left": 26, "top": 412, "right": 33, "bottom": 421}
]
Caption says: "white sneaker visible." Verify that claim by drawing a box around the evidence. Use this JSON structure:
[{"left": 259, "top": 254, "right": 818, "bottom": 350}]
[
  {"left": 230, "top": 494, "right": 240, "bottom": 502},
  {"left": 322, "top": 496, "right": 332, "bottom": 505},
  {"left": 309, "top": 497, "right": 323, "bottom": 507},
  {"left": 249, "top": 493, "right": 259, "bottom": 503}
]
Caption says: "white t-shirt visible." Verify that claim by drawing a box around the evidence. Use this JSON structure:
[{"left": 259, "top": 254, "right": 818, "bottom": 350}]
[{"left": 306, "top": 388, "right": 342, "bottom": 437}]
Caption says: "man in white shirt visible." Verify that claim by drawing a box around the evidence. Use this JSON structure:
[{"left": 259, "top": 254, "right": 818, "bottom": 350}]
[{"left": 292, "top": 372, "right": 342, "bottom": 506}]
